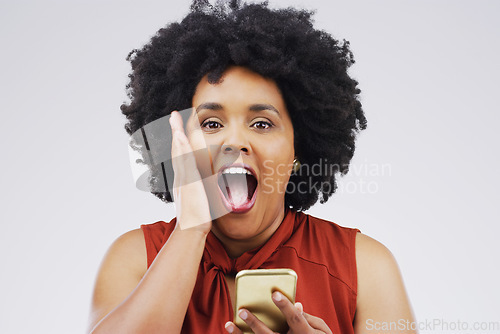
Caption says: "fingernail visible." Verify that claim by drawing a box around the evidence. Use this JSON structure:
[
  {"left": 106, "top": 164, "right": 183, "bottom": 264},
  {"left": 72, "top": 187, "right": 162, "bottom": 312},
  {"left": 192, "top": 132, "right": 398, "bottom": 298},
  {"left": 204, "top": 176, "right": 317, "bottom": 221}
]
[
  {"left": 295, "top": 302, "right": 303, "bottom": 313},
  {"left": 225, "top": 322, "right": 234, "bottom": 333},
  {"left": 169, "top": 111, "right": 177, "bottom": 121},
  {"left": 239, "top": 309, "right": 248, "bottom": 320},
  {"left": 273, "top": 291, "right": 283, "bottom": 302}
]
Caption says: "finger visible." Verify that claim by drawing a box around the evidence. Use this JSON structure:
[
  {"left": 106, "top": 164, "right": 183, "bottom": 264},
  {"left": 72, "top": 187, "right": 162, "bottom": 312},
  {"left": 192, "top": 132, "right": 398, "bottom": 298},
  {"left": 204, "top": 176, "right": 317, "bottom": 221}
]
[
  {"left": 225, "top": 321, "right": 243, "bottom": 334},
  {"left": 169, "top": 111, "right": 198, "bottom": 180},
  {"left": 271, "top": 292, "right": 310, "bottom": 331},
  {"left": 168, "top": 111, "right": 212, "bottom": 229},
  {"left": 294, "top": 302, "right": 303, "bottom": 313},
  {"left": 169, "top": 110, "right": 185, "bottom": 135},
  {"left": 238, "top": 309, "right": 275, "bottom": 334},
  {"left": 302, "top": 312, "right": 332, "bottom": 334},
  {"left": 292, "top": 302, "right": 332, "bottom": 333},
  {"left": 169, "top": 111, "right": 191, "bottom": 155}
]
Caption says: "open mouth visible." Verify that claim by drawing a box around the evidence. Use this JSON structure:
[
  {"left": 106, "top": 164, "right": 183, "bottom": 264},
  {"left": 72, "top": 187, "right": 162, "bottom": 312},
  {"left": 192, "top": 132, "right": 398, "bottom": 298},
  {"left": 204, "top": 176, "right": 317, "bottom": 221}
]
[{"left": 217, "top": 166, "right": 258, "bottom": 213}]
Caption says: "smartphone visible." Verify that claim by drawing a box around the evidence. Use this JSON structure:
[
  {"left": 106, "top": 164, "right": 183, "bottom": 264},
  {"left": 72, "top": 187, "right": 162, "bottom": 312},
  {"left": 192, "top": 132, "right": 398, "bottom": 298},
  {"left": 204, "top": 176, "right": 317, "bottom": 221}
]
[{"left": 234, "top": 268, "right": 297, "bottom": 333}]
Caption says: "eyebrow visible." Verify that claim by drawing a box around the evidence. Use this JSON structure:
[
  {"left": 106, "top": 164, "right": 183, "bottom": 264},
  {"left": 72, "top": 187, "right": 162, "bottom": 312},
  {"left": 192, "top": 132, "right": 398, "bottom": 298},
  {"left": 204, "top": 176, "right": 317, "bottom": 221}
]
[
  {"left": 196, "top": 102, "right": 223, "bottom": 112},
  {"left": 195, "top": 102, "right": 281, "bottom": 118}
]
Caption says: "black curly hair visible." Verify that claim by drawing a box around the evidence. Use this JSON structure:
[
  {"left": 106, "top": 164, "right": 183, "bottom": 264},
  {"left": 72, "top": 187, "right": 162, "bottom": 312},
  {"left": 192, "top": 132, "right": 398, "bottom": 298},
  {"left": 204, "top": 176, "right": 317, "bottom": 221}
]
[{"left": 121, "top": 0, "right": 367, "bottom": 211}]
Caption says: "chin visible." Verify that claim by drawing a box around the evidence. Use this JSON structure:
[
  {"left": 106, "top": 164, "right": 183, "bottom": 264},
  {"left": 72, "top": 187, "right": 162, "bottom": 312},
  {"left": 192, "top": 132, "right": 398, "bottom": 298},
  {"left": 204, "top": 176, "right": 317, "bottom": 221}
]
[{"left": 212, "top": 214, "right": 261, "bottom": 240}]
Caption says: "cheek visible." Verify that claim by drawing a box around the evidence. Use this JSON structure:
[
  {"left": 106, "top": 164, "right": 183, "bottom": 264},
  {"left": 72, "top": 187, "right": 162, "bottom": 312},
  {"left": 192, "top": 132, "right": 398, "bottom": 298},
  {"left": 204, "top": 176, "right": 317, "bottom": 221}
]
[
  {"left": 186, "top": 131, "right": 214, "bottom": 179},
  {"left": 185, "top": 115, "right": 205, "bottom": 149},
  {"left": 260, "top": 135, "right": 294, "bottom": 163},
  {"left": 187, "top": 132, "right": 206, "bottom": 151},
  {"left": 260, "top": 162, "right": 292, "bottom": 196},
  {"left": 259, "top": 137, "right": 294, "bottom": 194}
]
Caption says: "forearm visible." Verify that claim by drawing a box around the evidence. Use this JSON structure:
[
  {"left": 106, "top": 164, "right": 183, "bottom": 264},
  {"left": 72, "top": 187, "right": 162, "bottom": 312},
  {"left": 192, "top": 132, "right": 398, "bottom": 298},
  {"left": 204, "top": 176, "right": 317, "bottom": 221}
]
[{"left": 90, "top": 228, "right": 207, "bottom": 334}]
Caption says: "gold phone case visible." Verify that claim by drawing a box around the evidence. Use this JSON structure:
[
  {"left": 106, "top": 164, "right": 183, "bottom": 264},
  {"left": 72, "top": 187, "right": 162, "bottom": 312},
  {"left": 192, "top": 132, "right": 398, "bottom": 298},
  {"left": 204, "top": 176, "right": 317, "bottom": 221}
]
[{"left": 234, "top": 268, "right": 297, "bottom": 333}]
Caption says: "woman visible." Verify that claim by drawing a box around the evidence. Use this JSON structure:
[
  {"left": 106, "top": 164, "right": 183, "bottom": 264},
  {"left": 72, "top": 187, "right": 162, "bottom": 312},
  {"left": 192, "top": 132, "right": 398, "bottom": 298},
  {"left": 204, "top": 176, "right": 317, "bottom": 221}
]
[{"left": 88, "top": 1, "right": 416, "bottom": 333}]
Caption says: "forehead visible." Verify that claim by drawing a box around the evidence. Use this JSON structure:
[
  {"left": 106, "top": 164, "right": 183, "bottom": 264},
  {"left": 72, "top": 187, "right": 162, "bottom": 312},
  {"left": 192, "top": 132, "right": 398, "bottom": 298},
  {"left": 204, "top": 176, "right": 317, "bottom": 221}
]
[{"left": 192, "top": 66, "right": 288, "bottom": 112}]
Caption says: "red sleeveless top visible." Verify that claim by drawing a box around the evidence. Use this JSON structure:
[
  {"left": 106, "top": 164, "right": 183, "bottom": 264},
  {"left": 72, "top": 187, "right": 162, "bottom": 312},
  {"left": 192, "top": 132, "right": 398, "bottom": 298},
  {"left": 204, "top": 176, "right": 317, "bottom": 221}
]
[{"left": 141, "top": 208, "right": 359, "bottom": 333}]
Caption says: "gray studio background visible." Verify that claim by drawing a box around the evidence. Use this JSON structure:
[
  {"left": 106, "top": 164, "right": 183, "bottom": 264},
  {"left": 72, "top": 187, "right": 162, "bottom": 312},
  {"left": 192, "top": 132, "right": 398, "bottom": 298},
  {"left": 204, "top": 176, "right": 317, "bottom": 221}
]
[{"left": 1, "top": 0, "right": 499, "bottom": 333}]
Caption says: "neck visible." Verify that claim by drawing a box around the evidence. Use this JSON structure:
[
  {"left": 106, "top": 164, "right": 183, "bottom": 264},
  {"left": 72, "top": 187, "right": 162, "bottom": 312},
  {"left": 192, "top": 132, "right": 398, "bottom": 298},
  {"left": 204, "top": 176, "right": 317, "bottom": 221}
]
[{"left": 212, "top": 207, "right": 286, "bottom": 259}]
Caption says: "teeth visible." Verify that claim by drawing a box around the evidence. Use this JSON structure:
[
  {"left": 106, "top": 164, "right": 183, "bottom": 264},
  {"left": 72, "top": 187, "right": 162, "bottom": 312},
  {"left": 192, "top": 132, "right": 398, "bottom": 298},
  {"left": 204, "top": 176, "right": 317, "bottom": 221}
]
[{"left": 222, "top": 167, "right": 252, "bottom": 175}]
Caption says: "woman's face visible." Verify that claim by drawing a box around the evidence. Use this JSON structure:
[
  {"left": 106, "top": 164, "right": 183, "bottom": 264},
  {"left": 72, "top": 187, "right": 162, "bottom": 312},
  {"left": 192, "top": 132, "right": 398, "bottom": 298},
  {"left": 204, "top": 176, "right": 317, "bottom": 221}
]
[{"left": 187, "top": 66, "right": 295, "bottom": 241}]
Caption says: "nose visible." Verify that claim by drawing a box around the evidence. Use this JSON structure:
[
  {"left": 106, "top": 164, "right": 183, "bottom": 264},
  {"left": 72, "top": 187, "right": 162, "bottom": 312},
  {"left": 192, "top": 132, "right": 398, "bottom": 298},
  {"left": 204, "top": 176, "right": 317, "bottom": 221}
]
[
  {"left": 220, "top": 127, "right": 251, "bottom": 155},
  {"left": 221, "top": 144, "right": 249, "bottom": 154}
]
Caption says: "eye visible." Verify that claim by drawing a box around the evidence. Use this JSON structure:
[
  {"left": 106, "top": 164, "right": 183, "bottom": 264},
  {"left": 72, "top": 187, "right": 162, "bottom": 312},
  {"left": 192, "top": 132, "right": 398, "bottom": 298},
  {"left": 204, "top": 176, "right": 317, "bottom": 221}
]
[
  {"left": 201, "top": 119, "right": 222, "bottom": 130},
  {"left": 252, "top": 120, "right": 273, "bottom": 130}
]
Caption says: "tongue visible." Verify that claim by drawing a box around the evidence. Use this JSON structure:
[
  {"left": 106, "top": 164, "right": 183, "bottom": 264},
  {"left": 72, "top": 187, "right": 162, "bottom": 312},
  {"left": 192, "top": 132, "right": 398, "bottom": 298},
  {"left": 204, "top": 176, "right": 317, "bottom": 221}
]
[
  {"left": 220, "top": 174, "right": 254, "bottom": 208},
  {"left": 227, "top": 182, "right": 249, "bottom": 207}
]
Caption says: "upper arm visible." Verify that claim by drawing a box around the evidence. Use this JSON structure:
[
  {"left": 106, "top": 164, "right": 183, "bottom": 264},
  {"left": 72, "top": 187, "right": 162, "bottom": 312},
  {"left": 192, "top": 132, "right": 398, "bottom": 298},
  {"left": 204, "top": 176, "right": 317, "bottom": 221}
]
[
  {"left": 87, "top": 228, "right": 148, "bottom": 333},
  {"left": 354, "top": 233, "right": 416, "bottom": 334}
]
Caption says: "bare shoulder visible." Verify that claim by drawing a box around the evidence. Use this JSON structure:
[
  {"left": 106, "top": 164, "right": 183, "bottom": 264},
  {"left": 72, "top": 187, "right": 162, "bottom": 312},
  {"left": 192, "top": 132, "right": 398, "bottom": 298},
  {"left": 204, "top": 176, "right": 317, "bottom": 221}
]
[
  {"left": 88, "top": 228, "right": 148, "bottom": 332},
  {"left": 354, "top": 233, "right": 416, "bottom": 334},
  {"left": 106, "top": 228, "right": 148, "bottom": 273},
  {"left": 355, "top": 232, "right": 406, "bottom": 296},
  {"left": 355, "top": 232, "right": 398, "bottom": 273},
  {"left": 96, "top": 228, "right": 148, "bottom": 282}
]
